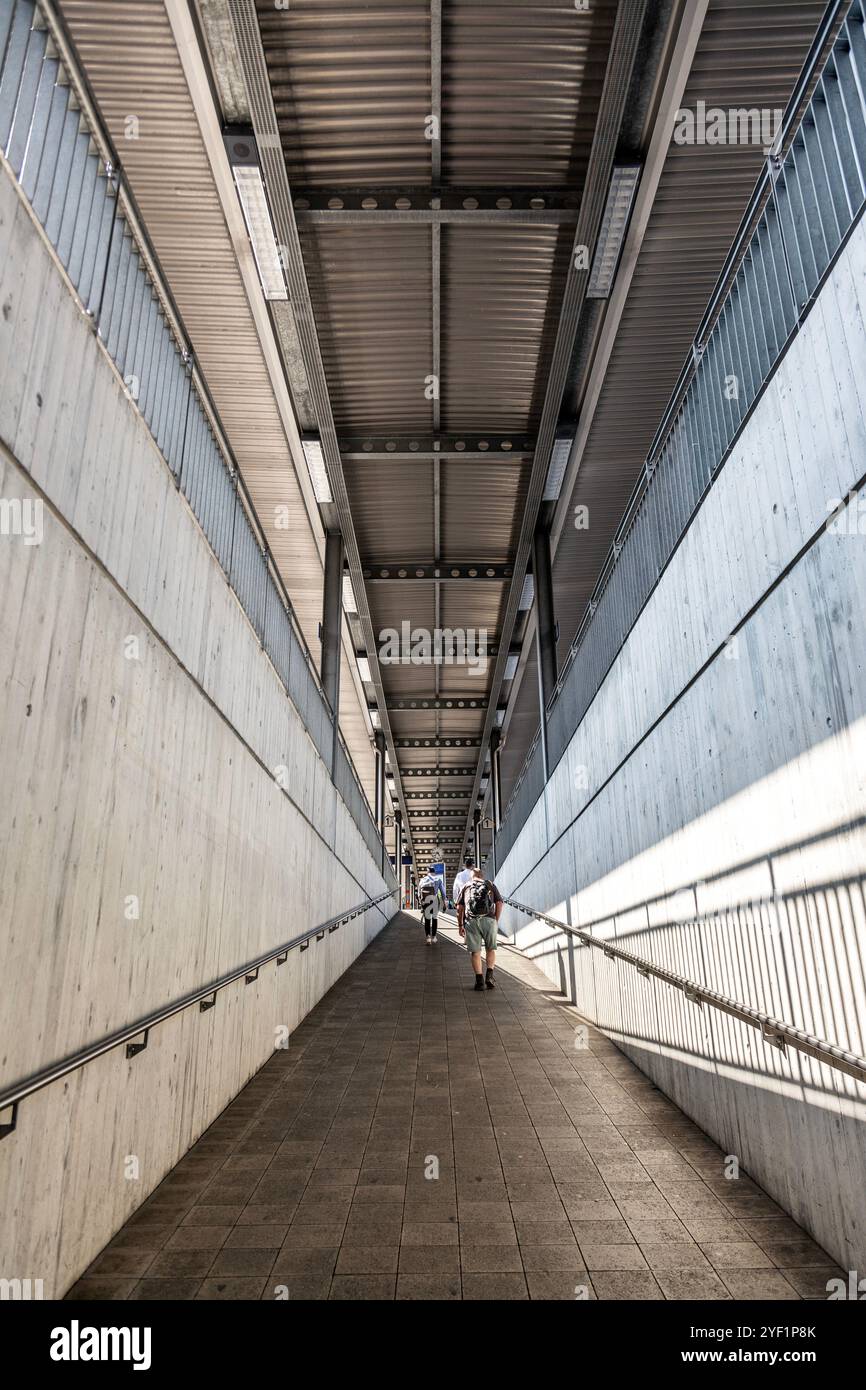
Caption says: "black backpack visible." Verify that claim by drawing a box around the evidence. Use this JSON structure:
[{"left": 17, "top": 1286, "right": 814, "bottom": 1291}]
[{"left": 464, "top": 878, "right": 494, "bottom": 919}]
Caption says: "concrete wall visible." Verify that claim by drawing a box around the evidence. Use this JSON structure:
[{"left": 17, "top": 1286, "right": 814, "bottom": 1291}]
[
  {"left": 0, "top": 162, "right": 395, "bottom": 1295},
  {"left": 495, "top": 209, "right": 866, "bottom": 1273}
]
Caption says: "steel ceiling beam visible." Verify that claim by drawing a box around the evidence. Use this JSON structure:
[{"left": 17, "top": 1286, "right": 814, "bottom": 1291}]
[
  {"left": 403, "top": 795, "right": 469, "bottom": 806},
  {"left": 363, "top": 564, "right": 512, "bottom": 582},
  {"left": 458, "top": 0, "right": 649, "bottom": 862},
  {"left": 378, "top": 698, "right": 487, "bottom": 711},
  {"left": 292, "top": 190, "right": 581, "bottom": 226},
  {"left": 226, "top": 0, "right": 417, "bottom": 864},
  {"left": 378, "top": 643, "right": 502, "bottom": 661},
  {"left": 394, "top": 738, "right": 481, "bottom": 750},
  {"left": 340, "top": 434, "right": 533, "bottom": 461},
  {"left": 401, "top": 767, "right": 476, "bottom": 777}
]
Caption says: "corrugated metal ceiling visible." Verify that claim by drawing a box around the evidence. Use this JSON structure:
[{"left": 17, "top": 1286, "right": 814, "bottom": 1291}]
[{"left": 251, "top": 0, "right": 643, "bottom": 871}]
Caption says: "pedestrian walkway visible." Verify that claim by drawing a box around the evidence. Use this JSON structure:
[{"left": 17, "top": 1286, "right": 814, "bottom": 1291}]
[{"left": 66, "top": 914, "right": 841, "bottom": 1301}]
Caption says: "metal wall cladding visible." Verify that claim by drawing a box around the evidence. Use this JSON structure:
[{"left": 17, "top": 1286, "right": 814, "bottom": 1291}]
[
  {"left": 496, "top": 0, "right": 866, "bottom": 859},
  {"left": 0, "top": 0, "right": 381, "bottom": 854},
  {"left": 498, "top": 644, "right": 538, "bottom": 797},
  {"left": 442, "top": 0, "right": 618, "bottom": 187},
  {"left": 255, "top": 0, "right": 432, "bottom": 187},
  {"left": 552, "top": 0, "right": 833, "bottom": 668},
  {"left": 441, "top": 224, "right": 574, "bottom": 434},
  {"left": 495, "top": 734, "right": 543, "bottom": 868},
  {"left": 300, "top": 223, "right": 434, "bottom": 435}
]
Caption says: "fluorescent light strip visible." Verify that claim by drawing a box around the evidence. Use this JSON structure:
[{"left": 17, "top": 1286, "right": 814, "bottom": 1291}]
[
  {"left": 356, "top": 655, "right": 372, "bottom": 683},
  {"left": 518, "top": 574, "right": 534, "bottom": 611},
  {"left": 504, "top": 653, "right": 519, "bottom": 681},
  {"left": 302, "top": 437, "right": 333, "bottom": 504},
  {"left": 543, "top": 437, "right": 572, "bottom": 502},
  {"left": 232, "top": 164, "right": 287, "bottom": 302},
  {"left": 587, "top": 164, "right": 641, "bottom": 300},
  {"left": 342, "top": 574, "right": 357, "bottom": 612}
]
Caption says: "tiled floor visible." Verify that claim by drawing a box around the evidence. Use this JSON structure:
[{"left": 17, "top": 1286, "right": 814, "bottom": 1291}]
[{"left": 67, "top": 913, "right": 842, "bottom": 1301}]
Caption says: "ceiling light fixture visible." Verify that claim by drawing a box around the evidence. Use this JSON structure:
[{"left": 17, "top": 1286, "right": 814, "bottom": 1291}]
[
  {"left": 342, "top": 574, "right": 357, "bottom": 612},
  {"left": 356, "top": 654, "right": 372, "bottom": 683},
  {"left": 587, "top": 163, "right": 641, "bottom": 300},
  {"left": 301, "top": 436, "right": 333, "bottom": 504},
  {"left": 223, "top": 129, "right": 287, "bottom": 302},
  {"left": 543, "top": 436, "right": 573, "bottom": 502}
]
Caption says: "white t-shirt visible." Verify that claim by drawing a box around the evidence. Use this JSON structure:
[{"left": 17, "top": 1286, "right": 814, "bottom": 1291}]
[{"left": 452, "top": 867, "right": 474, "bottom": 902}]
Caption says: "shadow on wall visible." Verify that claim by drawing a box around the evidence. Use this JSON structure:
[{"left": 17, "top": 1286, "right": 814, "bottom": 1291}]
[
  {"left": 520, "top": 813, "right": 866, "bottom": 1061},
  {"left": 510, "top": 813, "right": 866, "bottom": 1271}
]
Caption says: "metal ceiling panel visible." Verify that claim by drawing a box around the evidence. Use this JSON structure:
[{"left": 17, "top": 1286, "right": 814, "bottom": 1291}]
[
  {"left": 440, "top": 456, "right": 531, "bottom": 559},
  {"left": 300, "top": 223, "right": 434, "bottom": 434},
  {"left": 443, "top": 0, "right": 619, "bottom": 186},
  {"left": 255, "top": 0, "right": 431, "bottom": 187},
  {"left": 343, "top": 456, "right": 434, "bottom": 562},
  {"left": 441, "top": 224, "right": 573, "bottom": 432}
]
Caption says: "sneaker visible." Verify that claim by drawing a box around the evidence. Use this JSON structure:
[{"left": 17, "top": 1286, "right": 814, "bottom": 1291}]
[
  {"left": 431, "top": 935, "right": 438, "bottom": 944},
  {"left": 485, "top": 971, "right": 495, "bottom": 989},
  {"left": 474, "top": 977, "right": 485, "bottom": 991}
]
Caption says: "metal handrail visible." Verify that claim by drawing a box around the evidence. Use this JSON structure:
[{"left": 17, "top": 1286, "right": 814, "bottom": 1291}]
[
  {"left": 0, "top": 890, "right": 397, "bottom": 1136},
  {"left": 504, "top": 898, "right": 866, "bottom": 1086}
]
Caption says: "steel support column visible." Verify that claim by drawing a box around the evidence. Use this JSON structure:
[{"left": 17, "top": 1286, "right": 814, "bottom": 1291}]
[
  {"left": 491, "top": 728, "right": 503, "bottom": 832},
  {"left": 533, "top": 523, "right": 557, "bottom": 782},
  {"left": 473, "top": 807, "right": 481, "bottom": 868},
  {"left": 374, "top": 729, "right": 386, "bottom": 872},
  {"left": 374, "top": 730, "right": 386, "bottom": 834},
  {"left": 394, "top": 808, "right": 403, "bottom": 905},
  {"left": 321, "top": 531, "right": 344, "bottom": 765}
]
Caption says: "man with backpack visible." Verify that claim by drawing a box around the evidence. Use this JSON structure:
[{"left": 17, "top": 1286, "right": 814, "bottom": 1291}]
[{"left": 456, "top": 867, "right": 503, "bottom": 991}]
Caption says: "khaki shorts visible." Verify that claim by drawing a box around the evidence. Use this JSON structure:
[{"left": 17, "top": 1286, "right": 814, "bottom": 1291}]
[{"left": 464, "top": 915, "right": 497, "bottom": 953}]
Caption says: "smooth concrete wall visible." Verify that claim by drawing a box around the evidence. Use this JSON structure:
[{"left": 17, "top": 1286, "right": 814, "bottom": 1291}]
[
  {"left": 0, "top": 162, "right": 394, "bottom": 1295},
  {"left": 496, "top": 209, "right": 866, "bottom": 1273}
]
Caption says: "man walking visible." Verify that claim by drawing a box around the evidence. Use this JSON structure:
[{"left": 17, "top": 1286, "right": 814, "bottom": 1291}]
[
  {"left": 456, "top": 867, "right": 503, "bottom": 991},
  {"left": 452, "top": 853, "right": 476, "bottom": 906}
]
